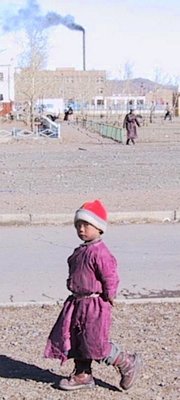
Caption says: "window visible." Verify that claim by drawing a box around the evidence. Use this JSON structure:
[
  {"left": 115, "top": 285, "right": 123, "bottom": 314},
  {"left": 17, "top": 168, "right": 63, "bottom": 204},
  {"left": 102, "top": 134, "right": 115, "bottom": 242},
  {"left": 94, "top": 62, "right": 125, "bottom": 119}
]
[
  {"left": 97, "top": 99, "right": 104, "bottom": 105},
  {"left": 96, "top": 76, "right": 104, "bottom": 83},
  {"left": 136, "top": 99, "right": 145, "bottom": 110},
  {"left": 128, "top": 100, "right": 135, "bottom": 107},
  {"left": 0, "top": 72, "right": 4, "bottom": 81},
  {"left": 137, "top": 99, "right": 144, "bottom": 105},
  {"left": 65, "top": 77, "right": 74, "bottom": 83}
]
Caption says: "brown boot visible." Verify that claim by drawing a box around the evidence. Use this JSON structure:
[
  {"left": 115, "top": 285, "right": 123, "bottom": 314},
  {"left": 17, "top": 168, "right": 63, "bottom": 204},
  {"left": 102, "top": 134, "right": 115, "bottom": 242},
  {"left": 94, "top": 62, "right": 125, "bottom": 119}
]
[
  {"left": 59, "top": 372, "right": 95, "bottom": 391},
  {"left": 114, "top": 352, "right": 142, "bottom": 390}
]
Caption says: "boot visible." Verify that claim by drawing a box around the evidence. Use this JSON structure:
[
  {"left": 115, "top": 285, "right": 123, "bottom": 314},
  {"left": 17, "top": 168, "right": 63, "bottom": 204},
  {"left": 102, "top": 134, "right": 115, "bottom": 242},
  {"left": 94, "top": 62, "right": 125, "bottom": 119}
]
[
  {"left": 113, "top": 352, "right": 141, "bottom": 390},
  {"left": 59, "top": 372, "right": 95, "bottom": 391},
  {"left": 126, "top": 139, "right": 130, "bottom": 145},
  {"left": 60, "top": 359, "right": 95, "bottom": 391}
]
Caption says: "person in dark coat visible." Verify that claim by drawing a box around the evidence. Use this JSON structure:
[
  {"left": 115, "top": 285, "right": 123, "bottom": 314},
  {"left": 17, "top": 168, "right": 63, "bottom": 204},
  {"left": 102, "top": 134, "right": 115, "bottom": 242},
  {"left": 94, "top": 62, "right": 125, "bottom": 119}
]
[
  {"left": 123, "top": 109, "right": 140, "bottom": 145},
  {"left": 64, "top": 106, "right": 74, "bottom": 121},
  {"left": 64, "top": 108, "right": 69, "bottom": 121},
  {"left": 164, "top": 103, "right": 172, "bottom": 121}
]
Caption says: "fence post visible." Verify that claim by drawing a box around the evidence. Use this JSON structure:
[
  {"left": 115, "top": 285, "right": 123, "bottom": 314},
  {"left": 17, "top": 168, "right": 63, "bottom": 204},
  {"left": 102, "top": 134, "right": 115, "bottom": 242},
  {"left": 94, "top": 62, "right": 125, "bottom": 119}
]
[
  {"left": 112, "top": 126, "right": 116, "bottom": 140},
  {"left": 35, "top": 125, "right": 39, "bottom": 137},
  {"left": 11, "top": 127, "right": 16, "bottom": 137},
  {"left": 117, "top": 128, "right": 122, "bottom": 142},
  {"left": 57, "top": 123, "right": 61, "bottom": 138}
]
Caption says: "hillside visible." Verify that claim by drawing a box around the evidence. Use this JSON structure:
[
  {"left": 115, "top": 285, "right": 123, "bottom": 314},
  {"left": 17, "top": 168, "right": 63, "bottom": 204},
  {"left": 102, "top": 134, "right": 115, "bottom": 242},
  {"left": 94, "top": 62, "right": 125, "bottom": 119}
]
[{"left": 106, "top": 77, "right": 177, "bottom": 96}]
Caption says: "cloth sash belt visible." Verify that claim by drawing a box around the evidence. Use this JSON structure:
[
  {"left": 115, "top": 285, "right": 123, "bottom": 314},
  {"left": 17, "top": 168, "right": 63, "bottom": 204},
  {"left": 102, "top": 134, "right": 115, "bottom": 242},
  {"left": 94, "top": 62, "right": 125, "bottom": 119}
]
[{"left": 72, "top": 292, "right": 100, "bottom": 299}]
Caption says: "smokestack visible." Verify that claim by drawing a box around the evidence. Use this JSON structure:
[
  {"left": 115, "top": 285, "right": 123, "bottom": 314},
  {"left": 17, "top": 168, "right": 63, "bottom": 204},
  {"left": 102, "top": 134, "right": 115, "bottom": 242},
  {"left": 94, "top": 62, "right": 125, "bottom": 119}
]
[
  {"left": 83, "top": 29, "right": 86, "bottom": 71},
  {"left": 2, "top": 1, "right": 86, "bottom": 70}
]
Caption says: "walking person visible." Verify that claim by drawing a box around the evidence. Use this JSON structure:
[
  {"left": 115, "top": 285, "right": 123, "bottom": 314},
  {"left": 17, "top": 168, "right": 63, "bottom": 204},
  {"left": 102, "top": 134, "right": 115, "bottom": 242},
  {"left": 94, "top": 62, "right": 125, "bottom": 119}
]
[
  {"left": 64, "top": 106, "right": 74, "bottom": 121},
  {"left": 44, "top": 199, "right": 141, "bottom": 391},
  {"left": 164, "top": 102, "right": 172, "bottom": 121},
  {"left": 123, "top": 108, "right": 140, "bottom": 145}
]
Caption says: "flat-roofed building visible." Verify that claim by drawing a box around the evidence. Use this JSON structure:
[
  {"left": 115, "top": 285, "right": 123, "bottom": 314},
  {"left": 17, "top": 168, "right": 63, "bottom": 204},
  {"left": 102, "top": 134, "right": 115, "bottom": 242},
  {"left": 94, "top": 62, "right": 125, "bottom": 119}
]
[{"left": 15, "top": 67, "right": 107, "bottom": 106}]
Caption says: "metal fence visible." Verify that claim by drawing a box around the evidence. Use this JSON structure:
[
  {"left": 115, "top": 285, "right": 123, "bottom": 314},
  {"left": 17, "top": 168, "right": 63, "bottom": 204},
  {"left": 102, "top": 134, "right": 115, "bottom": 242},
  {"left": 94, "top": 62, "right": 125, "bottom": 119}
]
[
  {"left": 0, "top": 116, "right": 61, "bottom": 139},
  {"left": 75, "top": 119, "right": 123, "bottom": 143}
]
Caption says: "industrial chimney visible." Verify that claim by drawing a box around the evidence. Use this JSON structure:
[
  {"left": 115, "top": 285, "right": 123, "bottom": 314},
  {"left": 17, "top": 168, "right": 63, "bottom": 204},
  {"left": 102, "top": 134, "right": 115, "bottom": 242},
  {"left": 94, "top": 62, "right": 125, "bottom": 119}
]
[{"left": 83, "top": 29, "right": 86, "bottom": 71}]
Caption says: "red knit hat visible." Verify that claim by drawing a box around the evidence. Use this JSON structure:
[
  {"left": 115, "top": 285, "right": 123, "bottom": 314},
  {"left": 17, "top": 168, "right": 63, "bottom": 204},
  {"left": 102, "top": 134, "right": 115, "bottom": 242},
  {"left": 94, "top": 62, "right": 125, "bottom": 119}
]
[{"left": 74, "top": 200, "right": 108, "bottom": 233}]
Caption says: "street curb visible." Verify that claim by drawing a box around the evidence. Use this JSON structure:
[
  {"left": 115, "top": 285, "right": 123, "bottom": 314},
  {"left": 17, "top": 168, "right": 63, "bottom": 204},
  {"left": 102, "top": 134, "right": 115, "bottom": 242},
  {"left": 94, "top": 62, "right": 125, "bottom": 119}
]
[
  {"left": 30, "top": 213, "right": 73, "bottom": 225},
  {"left": 108, "top": 210, "right": 177, "bottom": 223},
  {"left": 0, "top": 297, "right": 179, "bottom": 308},
  {"left": 0, "top": 210, "right": 179, "bottom": 226},
  {"left": 0, "top": 214, "right": 30, "bottom": 225}
]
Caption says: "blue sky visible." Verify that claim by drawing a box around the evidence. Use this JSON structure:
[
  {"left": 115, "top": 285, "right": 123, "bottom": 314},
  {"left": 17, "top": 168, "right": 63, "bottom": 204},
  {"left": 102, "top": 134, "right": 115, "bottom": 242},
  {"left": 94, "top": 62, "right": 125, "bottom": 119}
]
[{"left": 0, "top": 0, "right": 179, "bottom": 83}]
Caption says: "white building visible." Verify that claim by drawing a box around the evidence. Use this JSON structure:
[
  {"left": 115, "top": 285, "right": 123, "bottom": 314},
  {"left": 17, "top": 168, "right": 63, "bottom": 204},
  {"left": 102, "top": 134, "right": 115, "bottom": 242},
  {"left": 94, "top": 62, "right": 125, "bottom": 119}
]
[
  {"left": 92, "top": 95, "right": 146, "bottom": 112},
  {"left": 0, "top": 64, "right": 14, "bottom": 102}
]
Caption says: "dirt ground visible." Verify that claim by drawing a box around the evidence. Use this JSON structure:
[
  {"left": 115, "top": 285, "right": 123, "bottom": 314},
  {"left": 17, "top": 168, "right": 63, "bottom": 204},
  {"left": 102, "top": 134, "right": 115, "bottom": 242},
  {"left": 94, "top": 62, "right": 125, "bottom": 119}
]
[
  {"left": 0, "top": 117, "right": 180, "bottom": 215},
  {"left": 0, "top": 117, "right": 179, "bottom": 399},
  {"left": 0, "top": 302, "right": 179, "bottom": 400}
]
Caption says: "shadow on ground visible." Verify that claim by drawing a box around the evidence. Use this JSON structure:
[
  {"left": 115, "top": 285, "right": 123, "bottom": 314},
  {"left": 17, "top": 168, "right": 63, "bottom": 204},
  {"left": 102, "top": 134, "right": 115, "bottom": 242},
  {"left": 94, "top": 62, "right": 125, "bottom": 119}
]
[{"left": 0, "top": 355, "right": 120, "bottom": 392}]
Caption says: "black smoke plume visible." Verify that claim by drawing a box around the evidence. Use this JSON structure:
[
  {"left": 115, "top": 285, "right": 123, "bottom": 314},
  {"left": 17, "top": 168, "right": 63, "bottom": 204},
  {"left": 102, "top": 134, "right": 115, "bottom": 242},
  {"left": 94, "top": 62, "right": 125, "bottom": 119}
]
[{"left": 2, "top": 0, "right": 85, "bottom": 33}]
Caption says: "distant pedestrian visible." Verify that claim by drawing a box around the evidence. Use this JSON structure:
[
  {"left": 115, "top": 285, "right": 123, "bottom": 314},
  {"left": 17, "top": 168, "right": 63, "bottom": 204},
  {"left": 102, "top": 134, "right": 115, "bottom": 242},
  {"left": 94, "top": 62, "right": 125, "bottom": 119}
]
[
  {"left": 63, "top": 108, "right": 69, "bottom": 121},
  {"left": 68, "top": 106, "right": 74, "bottom": 121},
  {"left": 123, "top": 109, "right": 140, "bottom": 145},
  {"left": 164, "top": 103, "right": 172, "bottom": 121},
  {"left": 44, "top": 199, "right": 142, "bottom": 391},
  {"left": 64, "top": 106, "right": 74, "bottom": 121}
]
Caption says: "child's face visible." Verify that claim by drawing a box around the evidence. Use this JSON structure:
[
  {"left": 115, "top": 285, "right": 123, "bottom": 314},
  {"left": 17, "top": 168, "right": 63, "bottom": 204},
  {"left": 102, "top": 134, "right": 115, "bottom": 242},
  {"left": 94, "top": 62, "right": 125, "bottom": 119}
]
[{"left": 75, "top": 219, "right": 101, "bottom": 242}]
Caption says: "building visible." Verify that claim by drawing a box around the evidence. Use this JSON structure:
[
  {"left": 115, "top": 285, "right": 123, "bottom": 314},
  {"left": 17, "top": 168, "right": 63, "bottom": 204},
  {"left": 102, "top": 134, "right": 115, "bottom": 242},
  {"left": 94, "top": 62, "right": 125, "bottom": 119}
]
[
  {"left": 92, "top": 95, "right": 146, "bottom": 112},
  {"left": 14, "top": 67, "right": 107, "bottom": 108},
  {"left": 14, "top": 67, "right": 177, "bottom": 114}
]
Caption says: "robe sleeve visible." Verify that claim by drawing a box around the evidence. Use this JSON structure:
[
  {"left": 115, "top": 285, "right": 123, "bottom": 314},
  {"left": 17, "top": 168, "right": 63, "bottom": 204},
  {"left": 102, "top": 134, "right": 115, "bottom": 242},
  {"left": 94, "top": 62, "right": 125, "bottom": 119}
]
[
  {"left": 135, "top": 117, "right": 140, "bottom": 127},
  {"left": 95, "top": 247, "right": 120, "bottom": 299}
]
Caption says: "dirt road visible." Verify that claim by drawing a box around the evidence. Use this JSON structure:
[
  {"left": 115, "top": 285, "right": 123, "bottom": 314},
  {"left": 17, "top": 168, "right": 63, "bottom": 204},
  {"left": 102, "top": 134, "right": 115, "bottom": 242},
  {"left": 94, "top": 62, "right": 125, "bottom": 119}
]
[{"left": 0, "top": 118, "right": 180, "bottom": 215}]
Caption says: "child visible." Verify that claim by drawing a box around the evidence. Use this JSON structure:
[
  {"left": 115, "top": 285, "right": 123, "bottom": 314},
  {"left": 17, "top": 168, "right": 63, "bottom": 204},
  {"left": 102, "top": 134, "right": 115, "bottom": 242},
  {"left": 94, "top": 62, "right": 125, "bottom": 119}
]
[{"left": 44, "top": 200, "right": 141, "bottom": 391}]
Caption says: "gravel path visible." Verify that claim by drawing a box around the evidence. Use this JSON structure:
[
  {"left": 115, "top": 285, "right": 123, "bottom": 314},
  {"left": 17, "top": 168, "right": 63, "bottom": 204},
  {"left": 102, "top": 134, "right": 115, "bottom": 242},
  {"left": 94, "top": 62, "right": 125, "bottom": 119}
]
[
  {"left": 0, "top": 302, "right": 179, "bottom": 400},
  {"left": 0, "top": 118, "right": 180, "bottom": 215}
]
